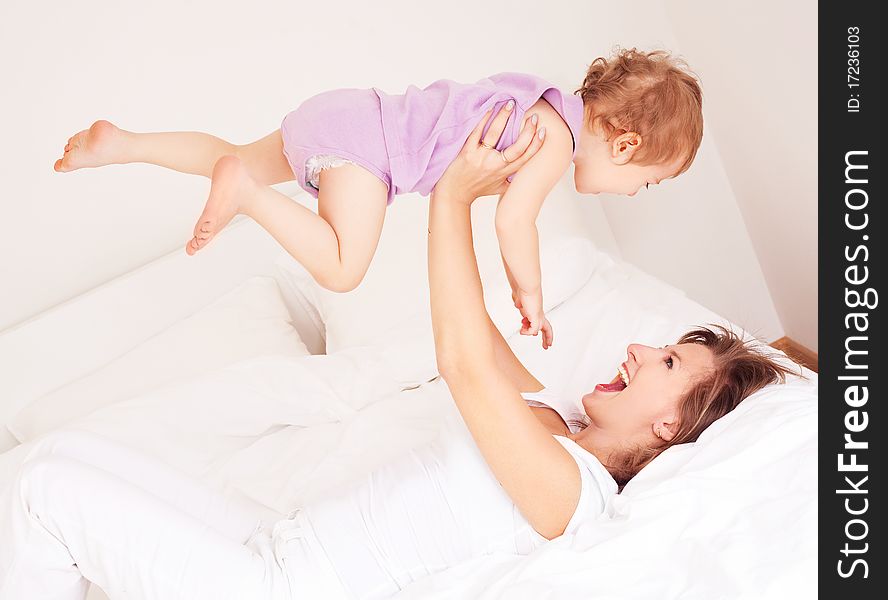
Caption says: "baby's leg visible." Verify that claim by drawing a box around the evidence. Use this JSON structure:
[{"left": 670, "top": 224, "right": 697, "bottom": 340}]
[
  {"left": 53, "top": 121, "right": 294, "bottom": 185},
  {"left": 188, "top": 156, "right": 387, "bottom": 294}
]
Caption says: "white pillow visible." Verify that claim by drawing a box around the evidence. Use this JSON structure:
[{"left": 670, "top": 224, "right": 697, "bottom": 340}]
[
  {"left": 562, "top": 359, "right": 817, "bottom": 600},
  {"left": 274, "top": 236, "right": 598, "bottom": 387},
  {"left": 7, "top": 276, "right": 310, "bottom": 442},
  {"left": 498, "top": 249, "right": 817, "bottom": 592}
]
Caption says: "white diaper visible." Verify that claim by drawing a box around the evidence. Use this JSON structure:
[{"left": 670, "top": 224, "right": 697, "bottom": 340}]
[{"left": 305, "top": 154, "right": 356, "bottom": 190}]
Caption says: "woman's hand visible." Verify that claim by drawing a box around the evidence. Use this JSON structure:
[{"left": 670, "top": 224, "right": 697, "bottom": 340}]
[{"left": 432, "top": 101, "right": 546, "bottom": 203}]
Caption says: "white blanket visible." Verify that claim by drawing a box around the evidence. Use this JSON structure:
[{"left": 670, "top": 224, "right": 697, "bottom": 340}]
[
  {"left": 0, "top": 348, "right": 445, "bottom": 509},
  {"left": 0, "top": 342, "right": 816, "bottom": 600}
]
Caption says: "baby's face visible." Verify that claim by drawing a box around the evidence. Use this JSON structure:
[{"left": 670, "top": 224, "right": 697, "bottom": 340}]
[
  {"left": 573, "top": 155, "right": 683, "bottom": 197},
  {"left": 572, "top": 123, "right": 686, "bottom": 196}
]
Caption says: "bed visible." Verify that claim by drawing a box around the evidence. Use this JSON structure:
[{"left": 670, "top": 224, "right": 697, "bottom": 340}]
[{"left": 0, "top": 192, "right": 817, "bottom": 600}]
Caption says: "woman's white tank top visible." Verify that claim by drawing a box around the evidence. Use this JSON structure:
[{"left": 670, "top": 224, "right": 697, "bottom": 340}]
[{"left": 301, "top": 388, "right": 616, "bottom": 600}]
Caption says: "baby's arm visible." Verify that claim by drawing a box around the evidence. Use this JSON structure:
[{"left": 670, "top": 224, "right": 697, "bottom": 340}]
[
  {"left": 495, "top": 115, "right": 573, "bottom": 340},
  {"left": 496, "top": 214, "right": 545, "bottom": 337},
  {"left": 496, "top": 217, "right": 541, "bottom": 305},
  {"left": 499, "top": 247, "right": 520, "bottom": 305}
]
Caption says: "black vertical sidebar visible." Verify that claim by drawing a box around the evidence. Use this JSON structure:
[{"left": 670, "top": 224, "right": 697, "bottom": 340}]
[{"left": 819, "top": 0, "right": 886, "bottom": 596}]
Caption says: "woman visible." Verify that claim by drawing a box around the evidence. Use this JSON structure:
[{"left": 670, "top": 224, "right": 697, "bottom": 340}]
[{"left": 0, "top": 106, "right": 792, "bottom": 600}]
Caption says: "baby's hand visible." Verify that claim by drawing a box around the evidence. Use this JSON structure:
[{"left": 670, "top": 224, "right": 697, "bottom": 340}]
[
  {"left": 516, "top": 289, "right": 553, "bottom": 349},
  {"left": 517, "top": 289, "right": 543, "bottom": 332},
  {"left": 520, "top": 314, "right": 553, "bottom": 350}
]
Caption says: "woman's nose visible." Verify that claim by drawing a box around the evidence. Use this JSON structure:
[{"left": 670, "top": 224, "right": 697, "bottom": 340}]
[{"left": 627, "top": 343, "right": 657, "bottom": 363}]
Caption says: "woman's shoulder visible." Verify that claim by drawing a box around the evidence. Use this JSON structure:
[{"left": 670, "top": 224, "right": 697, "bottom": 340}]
[
  {"left": 522, "top": 388, "right": 590, "bottom": 434},
  {"left": 528, "top": 404, "right": 572, "bottom": 436},
  {"left": 552, "top": 435, "right": 619, "bottom": 529}
]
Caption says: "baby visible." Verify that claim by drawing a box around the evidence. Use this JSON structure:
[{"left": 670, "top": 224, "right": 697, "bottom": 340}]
[{"left": 54, "top": 47, "right": 703, "bottom": 346}]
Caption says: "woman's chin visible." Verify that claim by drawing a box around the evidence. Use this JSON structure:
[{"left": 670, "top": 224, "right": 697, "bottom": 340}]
[
  {"left": 585, "top": 388, "right": 620, "bottom": 406},
  {"left": 581, "top": 391, "right": 616, "bottom": 428}
]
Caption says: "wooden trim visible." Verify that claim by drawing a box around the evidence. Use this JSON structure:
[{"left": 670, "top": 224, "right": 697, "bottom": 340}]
[{"left": 770, "top": 337, "right": 818, "bottom": 372}]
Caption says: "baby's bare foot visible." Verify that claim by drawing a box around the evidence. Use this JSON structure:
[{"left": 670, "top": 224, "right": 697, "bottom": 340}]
[
  {"left": 186, "top": 155, "right": 254, "bottom": 256},
  {"left": 53, "top": 120, "right": 123, "bottom": 172}
]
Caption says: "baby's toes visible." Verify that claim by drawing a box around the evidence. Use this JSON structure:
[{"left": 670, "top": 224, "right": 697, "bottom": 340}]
[
  {"left": 185, "top": 237, "right": 200, "bottom": 256},
  {"left": 195, "top": 219, "right": 215, "bottom": 240},
  {"left": 54, "top": 154, "right": 71, "bottom": 172}
]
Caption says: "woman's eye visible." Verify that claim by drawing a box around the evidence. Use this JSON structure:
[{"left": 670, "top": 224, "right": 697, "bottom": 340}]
[
  {"left": 665, "top": 357, "right": 673, "bottom": 369},
  {"left": 645, "top": 183, "right": 650, "bottom": 190}
]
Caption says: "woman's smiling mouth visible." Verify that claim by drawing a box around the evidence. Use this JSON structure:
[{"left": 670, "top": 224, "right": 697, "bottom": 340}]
[{"left": 595, "top": 363, "right": 630, "bottom": 393}]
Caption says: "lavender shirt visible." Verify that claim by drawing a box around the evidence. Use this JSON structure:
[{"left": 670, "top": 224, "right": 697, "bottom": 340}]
[
  {"left": 281, "top": 72, "right": 585, "bottom": 205},
  {"left": 373, "top": 71, "right": 585, "bottom": 197}
]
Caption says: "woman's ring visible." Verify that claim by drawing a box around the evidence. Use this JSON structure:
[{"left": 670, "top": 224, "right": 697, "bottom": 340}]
[{"left": 480, "top": 142, "right": 494, "bottom": 149}]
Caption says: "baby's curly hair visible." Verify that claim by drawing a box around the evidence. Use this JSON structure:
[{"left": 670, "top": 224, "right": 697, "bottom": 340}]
[{"left": 574, "top": 47, "right": 704, "bottom": 176}]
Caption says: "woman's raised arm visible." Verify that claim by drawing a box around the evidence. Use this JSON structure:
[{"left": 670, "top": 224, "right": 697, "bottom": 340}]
[
  {"left": 428, "top": 106, "right": 581, "bottom": 540},
  {"left": 430, "top": 105, "right": 548, "bottom": 390}
]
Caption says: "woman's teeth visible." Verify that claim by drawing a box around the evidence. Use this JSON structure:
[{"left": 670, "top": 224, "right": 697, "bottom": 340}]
[{"left": 618, "top": 364, "right": 630, "bottom": 386}]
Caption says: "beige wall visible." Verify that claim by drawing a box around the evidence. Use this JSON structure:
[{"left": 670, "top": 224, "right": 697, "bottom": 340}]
[
  {"left": 1, "top": 0, "right": 808, "bottom": 351},
  {"left": 593, "top": 131, "right": 784, "bottom": 343},
  {"left": 664, "top": 0, "right": 818, "bottom": 350},
  {"left": 0, "top": 0, "right": 611, "bottom": 332},
  {"left": 573, "top": 1, "right": 786, "bottom": 343}
]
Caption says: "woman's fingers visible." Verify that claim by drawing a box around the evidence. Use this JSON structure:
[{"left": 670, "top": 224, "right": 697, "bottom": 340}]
[
  {"left": 502, "top": 114, "right": 542, "bottom": 166},
  {"left": 434, "top": 101, "right": 539, "bottom": 200},
  {"left": 465, "top": 109, "right": 494, "bottom": 147},
  {"left": 505, "top": 121, "right": 545, "bottom": 171},
  {"left": 480, "top": 100, "right": 516, "bottom": 149}
]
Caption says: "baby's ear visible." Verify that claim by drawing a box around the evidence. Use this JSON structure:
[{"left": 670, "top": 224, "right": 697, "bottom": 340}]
[{"left": 611, "top": 131, "right": 642, "bottom": 165}]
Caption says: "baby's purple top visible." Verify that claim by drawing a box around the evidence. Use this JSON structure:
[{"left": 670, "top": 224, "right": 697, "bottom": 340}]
[{"left": 372, "top": 72, "right": 585, "bottom": 197}]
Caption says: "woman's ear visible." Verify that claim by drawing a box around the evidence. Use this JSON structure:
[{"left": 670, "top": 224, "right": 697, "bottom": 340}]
[
  {"left": 653, "top": 419, "right": 678, "bottom": 443},
  {"left": 611, "top": 131, "right": 642, "bottom": 165}
]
